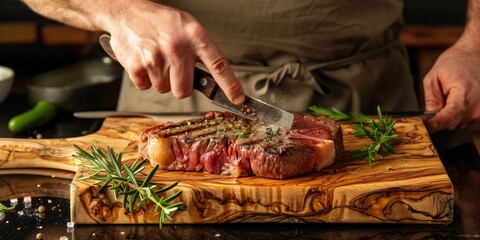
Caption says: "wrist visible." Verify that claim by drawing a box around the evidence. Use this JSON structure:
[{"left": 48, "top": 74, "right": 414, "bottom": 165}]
[
  {"left": 94, "top": 0, "right": 173, "bottom": 34},
  {"left": 455, "top": 0, "right": 480, "bottom": 52},
  {"left": 91, "top": 0, "right": 132, "bottom": 32}
]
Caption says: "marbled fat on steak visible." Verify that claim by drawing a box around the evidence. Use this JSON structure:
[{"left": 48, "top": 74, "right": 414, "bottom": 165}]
[{"left": 138, "top": 112, "right": 343, "bottom": 179}]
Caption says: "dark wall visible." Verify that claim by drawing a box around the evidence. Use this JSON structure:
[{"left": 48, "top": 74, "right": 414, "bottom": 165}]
[
  {"left": 0, "top": 0, "right": 470, "bottom": 75},
  {"left": 0, "top": 0, "right": 470, "bottom": 25},
  {"left": 403, "top": 0, "right": 468, "bottom": 26}
]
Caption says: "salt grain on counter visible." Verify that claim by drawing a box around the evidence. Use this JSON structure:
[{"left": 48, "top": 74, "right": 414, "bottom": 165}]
[
  {"left": 10, "top": 198, "right": 18, "bottom": 205},
  {"left": 67, "top": 221, "right": 74, "bottom": 228},
  {"left": 59, "top": 236, "right": 68, "bottom": 240},
  {"left": 24, "top": 196, "right": 32, "bottom": 208}
]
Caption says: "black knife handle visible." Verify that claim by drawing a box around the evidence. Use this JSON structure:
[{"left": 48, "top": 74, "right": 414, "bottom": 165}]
[{"left": 193, "top": 67, "right": 218, "bottom": 100}]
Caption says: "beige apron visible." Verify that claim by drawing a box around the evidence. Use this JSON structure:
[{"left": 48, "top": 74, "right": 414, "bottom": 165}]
[{"left": 117, "top": 0, "right": 418, "bottom": 114}]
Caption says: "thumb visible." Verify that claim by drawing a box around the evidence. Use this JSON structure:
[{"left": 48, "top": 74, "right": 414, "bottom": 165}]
[
  {"left": 422, "top": 75, "right": 445, "bottom": 132},
  {"left": 423, "top": 75, "right": 444, "bottom": 112}
]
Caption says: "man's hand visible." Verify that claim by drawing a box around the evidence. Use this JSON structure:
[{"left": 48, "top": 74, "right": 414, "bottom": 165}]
[
  {"left": 22, "top": 0, "right": 245, "bottom": 105},
  {"left": 105, "top": 1, "right": 244, "bottom": 104},
  {"left": 423, "top": 43, "right": 480, "bottom": 132},
  {"left": 423, "top": 0, "right": 480, "bottom": 133}
]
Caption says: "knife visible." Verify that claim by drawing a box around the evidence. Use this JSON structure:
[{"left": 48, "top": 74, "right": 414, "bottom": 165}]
[
  {"left": 98, "top": 34, "right": 295, "bottom": 129},
  {"left": 73, "top": 111, "right": 203, "bottom": 123},
  {"left": 384, "top": 111, "right": 437, "bottom": 121},
  {"left": 192, "top": 67, "right": 294, "bottom": 129}
]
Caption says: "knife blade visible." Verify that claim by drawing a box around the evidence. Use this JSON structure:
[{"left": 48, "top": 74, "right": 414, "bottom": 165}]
[
  {"left": 98, "top": 34, "right": 295, "bottom": 129},
  {"left": 193, "top": 67, "right": 294, "bottom": 129},
  {"left": 385, "top": 111, "right": 437, "bottom": 121},
  {"left": 73, "top": 111, "right": 203, "bottom": 123}
]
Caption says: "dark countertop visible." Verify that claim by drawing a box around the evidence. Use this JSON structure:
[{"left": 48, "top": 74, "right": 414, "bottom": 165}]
[{"left": 1, "top": 92, "right": 480, "bottom": 240}]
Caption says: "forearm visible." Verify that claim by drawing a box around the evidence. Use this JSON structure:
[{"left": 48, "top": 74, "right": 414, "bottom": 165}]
[
  {"left": 22, "top": 0, "right": 245, "bottom": 104},
  {"left": 21, "top": 0, "right": 128, "bottom": 32},
  {"left": 457, "top": 0, "right": 480, "bottom": 48}
]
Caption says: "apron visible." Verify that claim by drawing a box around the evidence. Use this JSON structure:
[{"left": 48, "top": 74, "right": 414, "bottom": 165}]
[{"left": 117, "top": 0, "right": 418, "bottom": 114}]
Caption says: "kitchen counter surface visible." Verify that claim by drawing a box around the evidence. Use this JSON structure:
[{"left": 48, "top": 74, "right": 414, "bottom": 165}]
[{"left": 1, "top": 92, "right": 479, "bottom": 240}]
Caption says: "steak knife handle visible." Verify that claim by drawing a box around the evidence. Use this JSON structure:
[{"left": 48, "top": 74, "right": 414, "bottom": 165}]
[{"left": 193, "top": 67, "right": 218, "bottom": 100}]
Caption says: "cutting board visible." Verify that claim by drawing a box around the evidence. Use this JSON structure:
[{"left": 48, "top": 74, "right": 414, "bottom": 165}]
[{"left": 0, "top": 116, "right": 453, "bottom": 225}]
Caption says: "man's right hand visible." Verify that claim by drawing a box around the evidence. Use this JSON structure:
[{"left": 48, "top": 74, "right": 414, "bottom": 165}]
[
  {"left": 103, "top": 0, "right": 245, "bottom": 104},
  {"left": 23, "top": 0, "right": 245, "bottom": 105}
]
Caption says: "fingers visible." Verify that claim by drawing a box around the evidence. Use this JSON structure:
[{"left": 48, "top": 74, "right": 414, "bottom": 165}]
[
  {"left": 425, "top": 85, "right": 466, "bottom": 132},
  {"left": 195, "top": 40, "right": 245, "bottom": 105},
  {"left": 123, "top": 53, "right": 152, "bottom": 91},
  {"left": 423, "top": 74, "right": 444, "bottom": 113},
  {"left": 110, "top": 35, "right": 154, "bottom": 91},
  {"left": 423, "top": 74, "right": 444, "bottom": 132},
  {"left": 169, "top": 55, "right": 196, "bottom": 99},
  {"left": 423, "top": 71, "right": 466, "bottom": 132},
  {"left": 142, "top": 46, "right": 171, "bottom": 93},
  {"left": 126, "top": 63, "right": 152, "bottom": 90}
]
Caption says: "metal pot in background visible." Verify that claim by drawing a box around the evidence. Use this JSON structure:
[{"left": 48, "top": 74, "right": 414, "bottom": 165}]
[{"left": 27, "top": 57, "right": 123, "bottom": 113}]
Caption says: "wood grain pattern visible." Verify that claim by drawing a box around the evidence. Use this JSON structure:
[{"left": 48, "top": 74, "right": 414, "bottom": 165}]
[{"left": 0, "top": 116, "right": 453, "bottom": 224}]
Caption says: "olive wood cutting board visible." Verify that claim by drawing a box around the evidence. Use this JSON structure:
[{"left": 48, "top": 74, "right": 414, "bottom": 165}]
[{"left": 0, "top": 116, "right": 453, "bottom": 224}]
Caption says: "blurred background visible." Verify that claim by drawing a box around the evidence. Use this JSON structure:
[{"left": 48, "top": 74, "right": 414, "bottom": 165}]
[{"left": 0, "top": 0, "right": 469, "bottom": 96}]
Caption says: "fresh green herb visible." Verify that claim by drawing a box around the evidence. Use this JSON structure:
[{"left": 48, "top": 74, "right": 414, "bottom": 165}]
[
  {"left": 310, "top": 105, "right": 397, "bottom": 168},
  {"left": 73, "top": 145, "right": 184, "bottom": 229},
  {"left": 275, "top": 128, "right": 281, "bottom": 135},
  {"left": 233, "top": 124, "right": 252, "bottom": 139},
  {"left": 234, "top": 131, "right": 248, "bottom": 138},
  {"left": 309, "top": 105, "right": 372, "bottom": 124},
  {"left": 264, "top": 127, "right": 281, "bottom": 142},
  {"left": 216, "top": 129, "right": 226, "bottom": 137},
  {"left": 0, "top": 203, "right": 15, "bottom": 213},
  {"left": 265, "top": 127, "right": 273, "bottom": 141}
]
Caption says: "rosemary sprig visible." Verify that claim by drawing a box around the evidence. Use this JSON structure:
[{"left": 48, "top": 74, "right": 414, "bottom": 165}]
[
  {"left": 308, "top": 106, "right": 372, "bottom": 123},
  {"left": 73, "top": 145, "right": 184, "bottom": 228},
  {"left": 310, "top": 105, "right": 397, "bottom": 168},
  {"left": 0, "top": 203, "right": 15, "bottom": 213}
]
